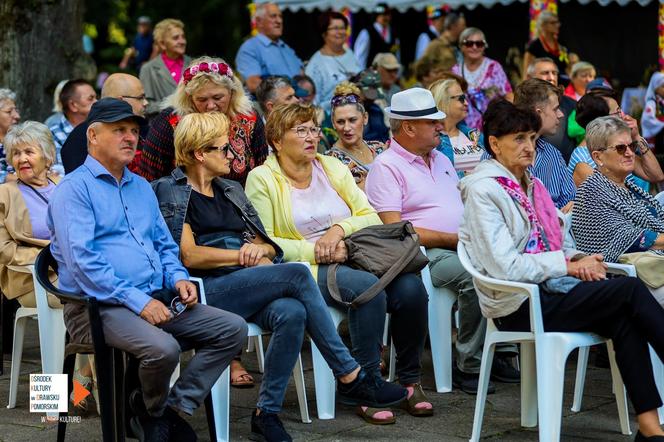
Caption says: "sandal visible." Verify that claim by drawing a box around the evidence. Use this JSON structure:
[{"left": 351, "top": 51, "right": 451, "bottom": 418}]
[
  {"left": 69, "top": 370, "right": 94, "bottom": 415},
  {"left": 400, "top": 383, "right": 433, "bottom": 417},
  {"left": 230, "top": 360, "right": 254, "bottom": 389},
  {"left": 355, "top": 406, "right": 396, "bottom": 425}
]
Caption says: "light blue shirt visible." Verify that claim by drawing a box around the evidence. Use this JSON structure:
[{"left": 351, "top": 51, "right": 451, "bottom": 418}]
[
  {"left": 47, "top": 155, "right": 189, "bottom": 314},
  {"left": 235, "top": 33, "right": 302, "bottom": 80}
]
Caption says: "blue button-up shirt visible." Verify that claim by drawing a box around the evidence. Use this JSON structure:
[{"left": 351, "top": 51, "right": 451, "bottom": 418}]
[
  {"left": 481, "top": 138, "right": 575, "bottom": 208},
  {"left": 235, "top": 33, "right": 302, "bottom": 80},
  {"left": 47, "top": 156, "right": 189, "bottom": 314}
]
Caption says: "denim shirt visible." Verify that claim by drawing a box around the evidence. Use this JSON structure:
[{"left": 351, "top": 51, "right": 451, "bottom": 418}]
[{"left": 151, "top": 167, "right": 283, "bottom": 263}]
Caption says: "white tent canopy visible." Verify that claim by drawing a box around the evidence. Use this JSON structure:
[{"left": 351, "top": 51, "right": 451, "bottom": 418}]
[{"left": 255, "top": 0, "right": 655, "bottom": 13}]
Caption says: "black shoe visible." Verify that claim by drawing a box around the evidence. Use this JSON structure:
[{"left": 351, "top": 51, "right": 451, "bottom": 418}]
[
  {"left": 635, "top": 431, "right": 664, "bottom": 441},
  {"left": 129, "top": 389, "right": 148, "bottom": 418},
  {"left": 490, "top": 356, "right": 520, "bottom": 383},
  {"left": 337, "top": 369, "right": 407, "bottom": 408},
  {"left": 129, "top": 414, "right": 171, "bottom": 442},
  {"left": 250, "top": 410, "right": 292, "bottom": 442},
  {"left": 452, "top": 365, "right": 495, "bottom": 395},
  {"left": 164, "top": 407, "right": 197, "bottom": 442}
]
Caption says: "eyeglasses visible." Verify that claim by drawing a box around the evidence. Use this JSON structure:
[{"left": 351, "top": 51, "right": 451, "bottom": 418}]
[
  {"left": 609, "top": 107, "right": 623, "bottom": 116},
  {"left": 291, "top": 126, "right": 321, "bottom": 138},
  {"left": 598, "top": 141, "right": 639, "bottom": 156},
  {"left": 206, "top": 143, "right": 237, "bottom": 157},
  {"left": 327, "top": 26, "right": 347, "bottom": 32},
  {"left": 169, "top": 297, "right": 186, "bottom": 318},
  {"left": 450, "top": 94, "right": 467, "bottom": 104},
  {"left": 462, "top": 40, "right": 486, "bottom": 49},
  {"left": 121, "top": 94, "right": 147, "bottom": 101}
]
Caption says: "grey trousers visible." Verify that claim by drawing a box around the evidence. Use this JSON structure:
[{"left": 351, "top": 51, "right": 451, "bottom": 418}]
[
  {"left": 427, "top": 248, "right": 486, "bottom": 373},
  {"left": 64, "top": 302, "right": 247, "bottom": 416}
]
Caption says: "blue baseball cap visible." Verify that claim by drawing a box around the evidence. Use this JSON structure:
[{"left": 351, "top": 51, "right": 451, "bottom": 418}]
[{"left": 586, "top": 77, "right": 613, "bottom": 92}]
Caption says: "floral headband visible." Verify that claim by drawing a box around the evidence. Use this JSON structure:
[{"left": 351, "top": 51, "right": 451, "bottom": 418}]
[
  {"left": 331, "top": 93, "right": 361, "bottom": 108},
  {"left": 183, "top": 62, "right": 234, "bottom": 85}
]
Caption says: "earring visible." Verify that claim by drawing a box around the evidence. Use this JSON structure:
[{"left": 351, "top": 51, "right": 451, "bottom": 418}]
[{"left": 597, "top": 162, "right": 603, "bottom": 167}]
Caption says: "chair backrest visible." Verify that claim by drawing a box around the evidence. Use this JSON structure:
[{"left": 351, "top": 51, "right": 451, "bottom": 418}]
[{"left": 35, "top": 247, "right": 88, "bottom": 306}]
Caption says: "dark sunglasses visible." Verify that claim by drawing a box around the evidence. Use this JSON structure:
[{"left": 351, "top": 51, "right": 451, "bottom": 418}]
[
  {"left": 462, "top": 40, "right": 486, "bottom": 49},
  {"left": 598, "top": 141, "right": 639, "bottom": 156},
  {"left": 206, "top": 143, "right": 237, "bottom": 157},
  {"left": 450, "top": 94, "right": 467, "bottom": 104}
]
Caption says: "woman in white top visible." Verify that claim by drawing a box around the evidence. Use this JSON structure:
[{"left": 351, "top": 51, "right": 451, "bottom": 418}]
[{"left": 305, "top": 11, "right": 360, "bottom": 114}]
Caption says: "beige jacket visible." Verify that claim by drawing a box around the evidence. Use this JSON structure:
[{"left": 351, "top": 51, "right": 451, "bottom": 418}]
[{"left": 0, "top": 181, "right": 58, "bottom": 307}]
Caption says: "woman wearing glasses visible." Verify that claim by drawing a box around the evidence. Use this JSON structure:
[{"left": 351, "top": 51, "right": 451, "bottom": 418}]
[
  {"left": 152, "top": 111, "right": 407, "bottom": 440},
  {"left": 325, "top": 82, "right": 386, "bottom": 190},
  {"left": 305, "top": 12, "right": 360, "bottom": 114},
  {"left": 246, "top": 103, "right": 432, "bottom": 424},
  {"left": 572, "top": 116, "right": 664, "bottom": 305},
  {"left": 429, "top": 77, "right": 485, "bottom": 175},
  {"left": 452, "top": 27, "right": 513, "bottom": 131}
]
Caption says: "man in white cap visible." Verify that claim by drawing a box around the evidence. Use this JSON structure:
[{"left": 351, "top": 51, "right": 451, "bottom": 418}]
[
  {"left": 366, "top": 88, "right": 519, "bottom": 395},
  {"left": 372, "top": 53, "right": 402, "bottom": 104}
]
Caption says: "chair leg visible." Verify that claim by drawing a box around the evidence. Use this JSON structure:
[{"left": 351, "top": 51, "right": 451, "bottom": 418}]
[
  {"left": 387, "top": 340, "right": 396, "bottom": 382},
  {"left": 113, "top": 349, "right": 126, "bottom": 441},
  {"left": 608, "top": 341, "right": 631, "bottom": 436},
  {"left": 535, "top": 339, "right": 568, "bottom": 442},
  {"left": 7, "top": 311, "right": 31, "bottom": 409},
  {"left": 469, "top": 338, "right": 496, "bottom": 442},
  {"left": 208, "top": 365, "right": 230, "bottom": 442},
  {"left": 255, "top": 336, "right": 265, "bottom": 374},
  {"left": 520, "top": 341, "right": 537, "bottom": 428},
  {"left": 649, "top": 345, "right": 664, "bottom": 425},
  {"left": 292, "top": 354, "right": 311, "bottom": 423},
  {"left": 58, "top": 352, "right": 77, "bottom": 442},
  {"left": 311, "top": 341, "right": 335, "bottom": 419},
  {"left": 571, "top": 347, "right": 590, "bottom": 412},
  {"left": 95, "top": 347, "right": 118, "bottom": 442},
  {"left": 428, "top": 289, "right": 455, "bottom": 393}
]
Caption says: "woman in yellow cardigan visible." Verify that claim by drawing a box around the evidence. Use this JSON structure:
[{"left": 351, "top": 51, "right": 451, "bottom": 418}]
[{"left": 245, "top": 103, "right": 432, "bottom": 424}]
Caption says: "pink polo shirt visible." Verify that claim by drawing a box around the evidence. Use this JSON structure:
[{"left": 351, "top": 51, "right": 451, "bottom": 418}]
[{"left": 365, "top": 139, "right": 464, "bottom": 234}]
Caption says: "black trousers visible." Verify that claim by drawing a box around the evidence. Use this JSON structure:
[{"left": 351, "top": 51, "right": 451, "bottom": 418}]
[{"left": 495, "top": 276, "right": 664, "bottom": 415}]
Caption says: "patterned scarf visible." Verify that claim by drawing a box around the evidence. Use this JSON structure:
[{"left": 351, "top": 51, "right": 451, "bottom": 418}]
[
  {"left": 494, "top": 176, "right": 562, "bottom": 254},
  {"left": 572, "top": 171, "right": 664, "bottom": 262}
]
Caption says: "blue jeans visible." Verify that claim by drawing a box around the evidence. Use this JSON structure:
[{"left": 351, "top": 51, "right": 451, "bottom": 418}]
[
  {"left": 317, "top": 265, "right": 429, "bottom": 384},
  {"left": 202, "top": 263, "right": 359, "bottom": 413}
]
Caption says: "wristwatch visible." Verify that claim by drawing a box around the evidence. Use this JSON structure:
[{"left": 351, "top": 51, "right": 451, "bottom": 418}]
[{"left": 634, "top": 137, "right": 649, "bottom": 157}]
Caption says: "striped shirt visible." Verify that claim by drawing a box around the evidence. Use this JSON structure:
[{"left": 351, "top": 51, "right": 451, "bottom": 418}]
[
  {"left": 48, "top": 115, "right": 72, "bottom": 176},
  {"left": 481, "top": 138, "right": 575, "bottom": 208}
]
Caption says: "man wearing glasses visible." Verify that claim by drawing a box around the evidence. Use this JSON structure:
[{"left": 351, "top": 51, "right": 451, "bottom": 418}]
[
  {"left": 61, "top": 73, "right": 149, "bottom": 174},
  {"left": 48, "top": 97, "right": 247, "bottom": 441}
]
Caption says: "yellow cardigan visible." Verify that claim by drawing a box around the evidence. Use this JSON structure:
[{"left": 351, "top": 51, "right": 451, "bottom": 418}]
[{"left": 245, "top": 154, "right": 381, "bottom": 279}]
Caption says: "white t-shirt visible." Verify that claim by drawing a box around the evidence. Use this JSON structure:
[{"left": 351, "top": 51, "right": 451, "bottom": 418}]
[
  {"left": 290, "top": 161, "right": 352, "bottom": 242},
  {"left": 450, "top": 131, "right": 484, "bottom": 173}
]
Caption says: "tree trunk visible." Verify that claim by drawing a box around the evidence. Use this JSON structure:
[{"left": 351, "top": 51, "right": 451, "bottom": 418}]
[{"left": 0, "top": 0, "right": 96, "bottom": 121}]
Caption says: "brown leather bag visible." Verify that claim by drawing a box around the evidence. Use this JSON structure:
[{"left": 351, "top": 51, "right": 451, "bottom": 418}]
[{"left": 326, "top": 221, "right": 429, "bottom": 308}]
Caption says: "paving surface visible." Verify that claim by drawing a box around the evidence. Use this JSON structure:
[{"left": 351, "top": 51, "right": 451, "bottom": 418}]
[{"left": 0, "top": 324, "right": 638, "bottom": 441}]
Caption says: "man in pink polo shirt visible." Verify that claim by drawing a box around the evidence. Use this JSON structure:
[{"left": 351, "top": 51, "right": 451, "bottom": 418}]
[{"left": 366, "top": 88, "right": 519, "bottom": 394}]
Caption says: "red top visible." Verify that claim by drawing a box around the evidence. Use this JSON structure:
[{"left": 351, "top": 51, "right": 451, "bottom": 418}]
[{"left": 161, "top": 53, "right": 184, "bottom": 85}]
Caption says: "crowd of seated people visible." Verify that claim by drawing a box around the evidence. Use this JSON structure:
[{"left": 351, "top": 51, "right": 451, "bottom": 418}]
[{"left": 4, "top": 3, "right": 664, "bottom": 442}]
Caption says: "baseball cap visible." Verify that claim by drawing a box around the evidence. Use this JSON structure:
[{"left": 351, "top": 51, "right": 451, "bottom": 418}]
[
  {"left": 373, "top": 53, "right": 402, "bottom": 71},
  {"left": 87, "top": 98, "right": 147, "bottom": 126},
  {"left": 586, "top": 77, "right": 613, "bottom": 92}
]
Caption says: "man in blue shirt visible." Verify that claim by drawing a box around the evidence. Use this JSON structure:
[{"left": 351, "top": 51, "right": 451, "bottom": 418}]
[
  {"left": 235, "top": 2, "right": 302, "bottom": 93},
  {"left": 47, "top": 98, "right": 247, "bottom": 441}
]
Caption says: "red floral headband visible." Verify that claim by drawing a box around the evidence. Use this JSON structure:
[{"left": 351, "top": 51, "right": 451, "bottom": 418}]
[{"left": 182, "top": 62, "right": 234, "bottom": 85}]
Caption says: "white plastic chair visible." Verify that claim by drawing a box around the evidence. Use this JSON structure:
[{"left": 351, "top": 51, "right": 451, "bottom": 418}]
[
  {"left": 457, "top": 242, "right": 631, "bottom": 442},
  {"left": 7, "top": 264, "right": 66, "bottom": 409},
  {"left": 655, "top": 191, "right": 664, "bottom": 206},
  {"left": 190, "top": 277, "right": 311, "bottom": 442}
]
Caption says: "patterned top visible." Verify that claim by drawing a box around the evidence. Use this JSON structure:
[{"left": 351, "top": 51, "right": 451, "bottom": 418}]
[
  {"left": 47, "top": 114, "right": 71, "bottom": 176},
  {"left": 325, "top": 140, "right": 386, "bottom": 184},
  {"left": 568, "top": 145, "right": 649, "bottom": 191},
  {"left": 452, "top": 58, "right": 513, "bottom": 131},
  {"left": 136, "top": 107, "right": 268, "bottom": 185}
]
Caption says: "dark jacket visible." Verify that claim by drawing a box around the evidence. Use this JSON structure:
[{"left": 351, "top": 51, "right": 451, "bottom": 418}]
[{"left": 151, "top": 167, "right": 283, "bottom": 263}]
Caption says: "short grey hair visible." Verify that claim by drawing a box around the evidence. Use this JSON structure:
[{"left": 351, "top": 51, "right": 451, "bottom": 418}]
[
  {"left": 526, "top": 57, "right": 558, "bottom": 78},
  {"left": 570, "top": 61, "right": 595, "bottom": 78},
  {"left": 255, "top": 2, "right": 277, "bottom": 19},
  {"left": 586, "top": 116, "right": 631, "bottom": 153},
  {"left": 0, "top": 88, "right": 16, "bottom": 107},
  {"left": 389, "top": 118, "right": 403, "bottom": 134},
  {"left": 536, "top": 11, "right": 558, "bottom": 36},
  {"left": 256, "top": 76, "right": 292, "bottom": 113},
  {"left": 443, "top": 12, "right": 464, "bottom": 31},
  {"left": 459, "top": 27, "right": 486, "bottom": 46},
  {"left": 52, "top": 80, "right": 69, "bottom": 113},
  {"left": 4, "top": 121, "right": 56, "bottom": 167}
]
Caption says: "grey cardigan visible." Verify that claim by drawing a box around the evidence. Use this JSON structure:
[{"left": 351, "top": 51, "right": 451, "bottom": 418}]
[{"left": 139, "top": 54, "right": 191, "bottom": 116}]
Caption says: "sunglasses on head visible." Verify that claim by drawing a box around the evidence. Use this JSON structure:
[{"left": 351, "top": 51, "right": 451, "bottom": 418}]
[
  {"left": 598, "top": 141, "right": 639, "bottom": 156},
  {"left": 462, "top": 40, "right": 486, "bottom": 49}
]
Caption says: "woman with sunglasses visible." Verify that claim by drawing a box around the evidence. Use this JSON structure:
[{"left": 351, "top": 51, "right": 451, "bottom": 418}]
[
  {"left": 152, "top": 111, "right": 407, "bottom": 441},
  {"left": 452, "top": 27, "right": 513, "bottom": 131},
  {"left": 572, "top": 115, "right": 664, "bottom": 305},
  {"left": 325, "top": 82, "right": 386, "bottom": 190},
  {"left": 429, "top": 77, "right": 485, "bottom": 175}
]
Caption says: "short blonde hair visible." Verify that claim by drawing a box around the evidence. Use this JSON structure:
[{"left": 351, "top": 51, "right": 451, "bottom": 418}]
[
  {"left": 174, "top": 112, "right": 230, "bottom": 167},
  {"left": 429, "top": 78, "right": 461, "bottom": 115},
  {"left": 266, "top": 103, "right": 318, "bottom": 146},
  {"left": 153, "top": 18, "right": 184, "bottom": 45},
  {"left": 164, "top": 56, "right": 252, "bottom": 118},
  {"left": 570, "top": 61, "right": 596, "bottom": 78},
  {"left": 4, "top": 121, "right": 56, "bottom": 168}
]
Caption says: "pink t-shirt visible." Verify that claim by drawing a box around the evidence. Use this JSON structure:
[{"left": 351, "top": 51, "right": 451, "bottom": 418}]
[
  {"left": 365, "top": 139, "right": 464, "bottom": 234},
  {"left": 291, "top": 161, "right": 352, "bottom": 242},
  {"left": 161, "top": 53, "right": 184, "bottom": 84}
]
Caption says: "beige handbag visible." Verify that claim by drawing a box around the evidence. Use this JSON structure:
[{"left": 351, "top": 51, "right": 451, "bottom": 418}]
[{"left": 618, "top": 252, "right": 664, "bottom": 288}]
